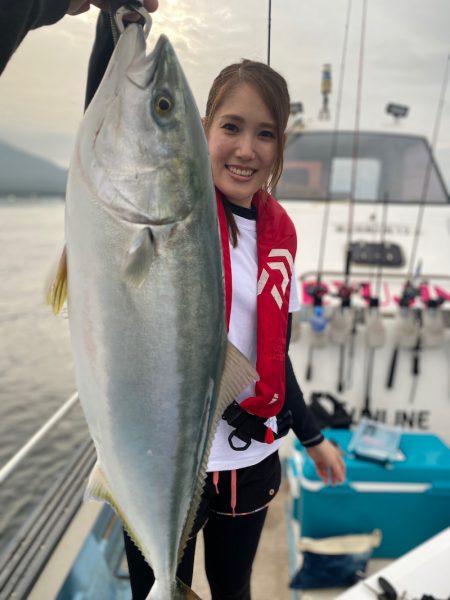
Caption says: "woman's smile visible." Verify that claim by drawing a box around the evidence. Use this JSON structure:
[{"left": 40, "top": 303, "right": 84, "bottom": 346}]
[{"left": 207, "top": 83, "right": 277, "bottom": 208}]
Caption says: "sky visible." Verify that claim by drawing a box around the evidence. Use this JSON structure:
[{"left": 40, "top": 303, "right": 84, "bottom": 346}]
[{"left": 0, "top": 0, "right": 449, "bottom": 187}]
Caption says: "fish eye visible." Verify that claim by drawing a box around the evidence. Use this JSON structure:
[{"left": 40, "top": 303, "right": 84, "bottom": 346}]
[{"left": 154, "top": 94, "right": 173, "bottom": 115}]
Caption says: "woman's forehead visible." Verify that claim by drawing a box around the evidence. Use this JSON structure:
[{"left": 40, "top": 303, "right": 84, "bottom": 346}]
[{"left": 215, "top": 83, "right": 275, "bottom": 123}]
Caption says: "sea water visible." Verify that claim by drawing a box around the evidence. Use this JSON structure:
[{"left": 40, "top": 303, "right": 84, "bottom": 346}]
[{"left": 0, "top": 197, "right": 88, "bottom": 556}]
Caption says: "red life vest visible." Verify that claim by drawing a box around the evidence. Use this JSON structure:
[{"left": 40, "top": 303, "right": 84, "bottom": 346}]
[{"left": 216, "top": 189, "right": 298, "bottom": 436}]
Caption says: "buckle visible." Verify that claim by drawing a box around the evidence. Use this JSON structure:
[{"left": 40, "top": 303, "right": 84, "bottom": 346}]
[{"left": 222, "top": 401, "right": 243, "bottom": 425}]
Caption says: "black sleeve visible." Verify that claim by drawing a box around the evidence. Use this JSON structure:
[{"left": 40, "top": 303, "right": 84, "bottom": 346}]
[
  {"left": 284, "top": 313, "right": 324, "bottom": 448},
  {"left": 0, "top": 0, "right": 70, "bottom": 75},
  {"left": 84, "top": 10, "right": 114, "bottom": 110}
]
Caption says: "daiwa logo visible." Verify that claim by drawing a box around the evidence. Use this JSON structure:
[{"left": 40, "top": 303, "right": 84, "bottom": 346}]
[
  {"left": 257, "top": 249, "right": 294, "bottom": 309},
  {"left": 268, "top": 393, "right": 279, "bottom": 405}
]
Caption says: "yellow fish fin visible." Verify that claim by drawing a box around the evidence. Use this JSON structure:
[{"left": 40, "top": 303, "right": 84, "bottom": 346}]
[{"left": 46, "top": 245, "right": 68, "bottom": 315}]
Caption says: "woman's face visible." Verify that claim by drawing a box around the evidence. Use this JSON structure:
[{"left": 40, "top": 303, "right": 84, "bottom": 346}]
[{"left": 206, "top": 83, "right": 278, "bottom": 208}]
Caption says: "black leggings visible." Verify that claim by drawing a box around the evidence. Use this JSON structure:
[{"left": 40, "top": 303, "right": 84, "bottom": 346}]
[{"left": 123, "top": 507, "right": 268, "bottom": 600}]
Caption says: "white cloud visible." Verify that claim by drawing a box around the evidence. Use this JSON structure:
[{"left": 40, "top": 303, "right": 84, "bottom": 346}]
[{"left": 0, "top": 0, "right": 448, "bottom": 189}]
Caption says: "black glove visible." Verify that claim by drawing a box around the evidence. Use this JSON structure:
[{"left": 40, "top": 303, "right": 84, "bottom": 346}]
[{"left": 222, "top": 401, "right": 293, "bottom": 451}]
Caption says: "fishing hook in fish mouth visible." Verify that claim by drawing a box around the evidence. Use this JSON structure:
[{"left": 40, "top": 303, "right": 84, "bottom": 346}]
[{"left": 114, "top": 2, "right": 152, "bottom": 39}]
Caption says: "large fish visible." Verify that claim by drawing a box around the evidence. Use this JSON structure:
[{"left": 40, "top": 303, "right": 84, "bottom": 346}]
[{"left": 51, "top": 23, "right": 257, "bottom": 600}]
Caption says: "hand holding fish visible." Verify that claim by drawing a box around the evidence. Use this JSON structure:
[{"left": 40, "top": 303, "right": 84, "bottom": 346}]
[{"left": 67, "top": 0, "right": 159, "bottom": 16}]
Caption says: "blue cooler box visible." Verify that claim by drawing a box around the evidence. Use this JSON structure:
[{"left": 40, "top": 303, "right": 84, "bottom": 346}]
[{"left": 293, "top": 430, "right": 450, "bottom": 557}]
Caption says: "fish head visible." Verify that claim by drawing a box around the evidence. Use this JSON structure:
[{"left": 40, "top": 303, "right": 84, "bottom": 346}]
[{"left": 80, "top": 24, "right": 212, "bottom": 227}]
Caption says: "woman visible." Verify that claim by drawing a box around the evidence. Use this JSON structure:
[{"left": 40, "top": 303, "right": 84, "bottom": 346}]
[{"left": 123, "top": 59, "right": 345, "bottom": 600}]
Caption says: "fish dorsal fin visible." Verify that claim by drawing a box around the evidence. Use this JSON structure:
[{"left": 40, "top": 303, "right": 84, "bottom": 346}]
[
  {"left": 216, "top": 341, "right": 259, "bottom": 416},
  {"left": 123, "top": 227, "right": 155, "bottom": 288},
  {"left": 46, "top": 245, "right": 67, "bottom": 315},
  {"left": 177, "top": 341, "right": 259, "bottom": 561}
]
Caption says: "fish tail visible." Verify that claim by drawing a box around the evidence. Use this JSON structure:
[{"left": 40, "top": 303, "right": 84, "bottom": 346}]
[
  {"left": 174, "top": 578, "right": 203, "bottom": 600},
  {"left": 147, "top": 578, "right": 202, "bottom": 600}
]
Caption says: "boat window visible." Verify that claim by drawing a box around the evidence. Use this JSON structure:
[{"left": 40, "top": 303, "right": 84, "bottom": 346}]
[
  {"left": 277, "top": 131, "right": 449, "bottom": 203},
  {"left": 330, "top": 158, "right": 380, "bottom": 201}
]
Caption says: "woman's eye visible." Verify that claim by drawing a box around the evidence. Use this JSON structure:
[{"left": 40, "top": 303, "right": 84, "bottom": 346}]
[
  {"left": 222, "top": 123, "right": 238, "bottom": 133},
  {"left": 154, "top": 94, "right": 173, "bottom": 115},
  {"left": 260, "top": 130, "right": 275, "bottom": 139}
]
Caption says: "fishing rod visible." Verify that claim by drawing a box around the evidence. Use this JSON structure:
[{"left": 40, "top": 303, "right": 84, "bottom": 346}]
[
  {"left": 330, "top": 0, "right": 368, "bottom": 394},
  {"left": 305, "top": 0, "right": 353, "bottom": 383},
  {"left": 386, "top": 54, "right": 450, "bottom": 391},
  {"left": 386, "top": 264, "right": 422, "bottom": 389},
  {"left": 316, "top": 0, "right": 352, "bottom": 280},
  {"left": 361, "top": 191, "right": 388, "bottom": 417},
  {"left": 304, "top": 293, "right": 328, "bottom": 382},
  {"left": 407, "top": 55, "right": 450, "bottom": 280}
]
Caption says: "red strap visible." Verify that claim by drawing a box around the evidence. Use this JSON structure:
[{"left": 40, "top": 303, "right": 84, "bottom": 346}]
[
  {"left": 230, "top": 469, "right": 237, "bottom": 517},
  {"left": 213, "top": 471, "right": 220, "bottom": 494},
  {"left": 216, "top": 191, "right": 232, "bottom": 329},
  {"left": 264, "top": 428, "right": 275, "bottom": 444}
]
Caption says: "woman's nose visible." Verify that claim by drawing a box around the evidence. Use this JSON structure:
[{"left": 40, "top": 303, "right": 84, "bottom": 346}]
[{"left": 236, "top": 134, "right": 256, "bottom": 159}]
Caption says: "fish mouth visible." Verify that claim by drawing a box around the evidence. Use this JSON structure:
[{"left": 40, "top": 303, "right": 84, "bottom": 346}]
[{"left": 126, "top": 33, "right": 170, "bottom": 90}]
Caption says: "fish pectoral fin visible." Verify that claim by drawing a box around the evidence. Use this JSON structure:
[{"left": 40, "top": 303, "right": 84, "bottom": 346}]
[
  {"left": 123, "top": 227, "right": 154, "bottom": 288},
  {"left": 217, "top": 341, "right": 260, "bottom": 415},
  {"left": 45, "top": 244, "right": 68, "bottom": 315}
]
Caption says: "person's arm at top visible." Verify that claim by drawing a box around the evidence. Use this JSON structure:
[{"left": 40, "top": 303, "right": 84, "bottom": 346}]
[
  {"left": 84, "top": 0, "right": 157, "bottom": 109},
  {"left": 0, "top": 0, "right": 69, "bottom": 74},
  {"left": 284, "top": 314, "right": 346, "bottom": 485},
  {"left": 0, "top": 0, "right": 158, "bottom": 76}
]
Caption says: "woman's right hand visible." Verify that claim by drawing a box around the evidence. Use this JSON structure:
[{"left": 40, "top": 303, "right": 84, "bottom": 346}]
[{"left": 67, "top": 1, "right": 159, "bottom": 16}]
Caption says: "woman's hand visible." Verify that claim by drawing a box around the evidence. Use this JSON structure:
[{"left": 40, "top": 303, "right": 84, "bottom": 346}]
[
  {"left": 67, "top": 1, "right": 159, "bottom": 16},
  {"left": 306, "top": 439, "right": 346, "bottom": 485}
]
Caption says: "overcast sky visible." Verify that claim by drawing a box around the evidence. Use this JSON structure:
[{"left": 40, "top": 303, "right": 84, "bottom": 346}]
[{"left": 0, "top": 0, "right": 449, "bottom": 187}]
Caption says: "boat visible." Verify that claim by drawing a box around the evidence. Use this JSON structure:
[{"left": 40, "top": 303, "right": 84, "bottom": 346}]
[
  {"left": 278, "top": 121, "right": 450, "bottom": 441},
  {"left": 1, "top": 4, "right": 450, "bottom": 600},
  {"left": 274, "top": 83, "right": 450, "bottom": 597}
]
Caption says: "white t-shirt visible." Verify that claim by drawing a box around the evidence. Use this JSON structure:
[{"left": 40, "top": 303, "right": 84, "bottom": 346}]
[{"left": 207, "top": 213, "right": 300, "bottom": 472}]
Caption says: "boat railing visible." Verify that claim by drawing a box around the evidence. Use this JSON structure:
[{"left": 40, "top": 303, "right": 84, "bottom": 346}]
[
  {"left": 0, "top": 391, "right": 99, "bottom": 600},
  {"left": 0, "top": 392, "right": 79, "bottom": 486}
]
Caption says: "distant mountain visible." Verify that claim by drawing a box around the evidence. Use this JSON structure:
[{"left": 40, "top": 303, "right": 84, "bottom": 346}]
[{"left": 0, "top": 140, "right": 67, "bottom": 196}]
